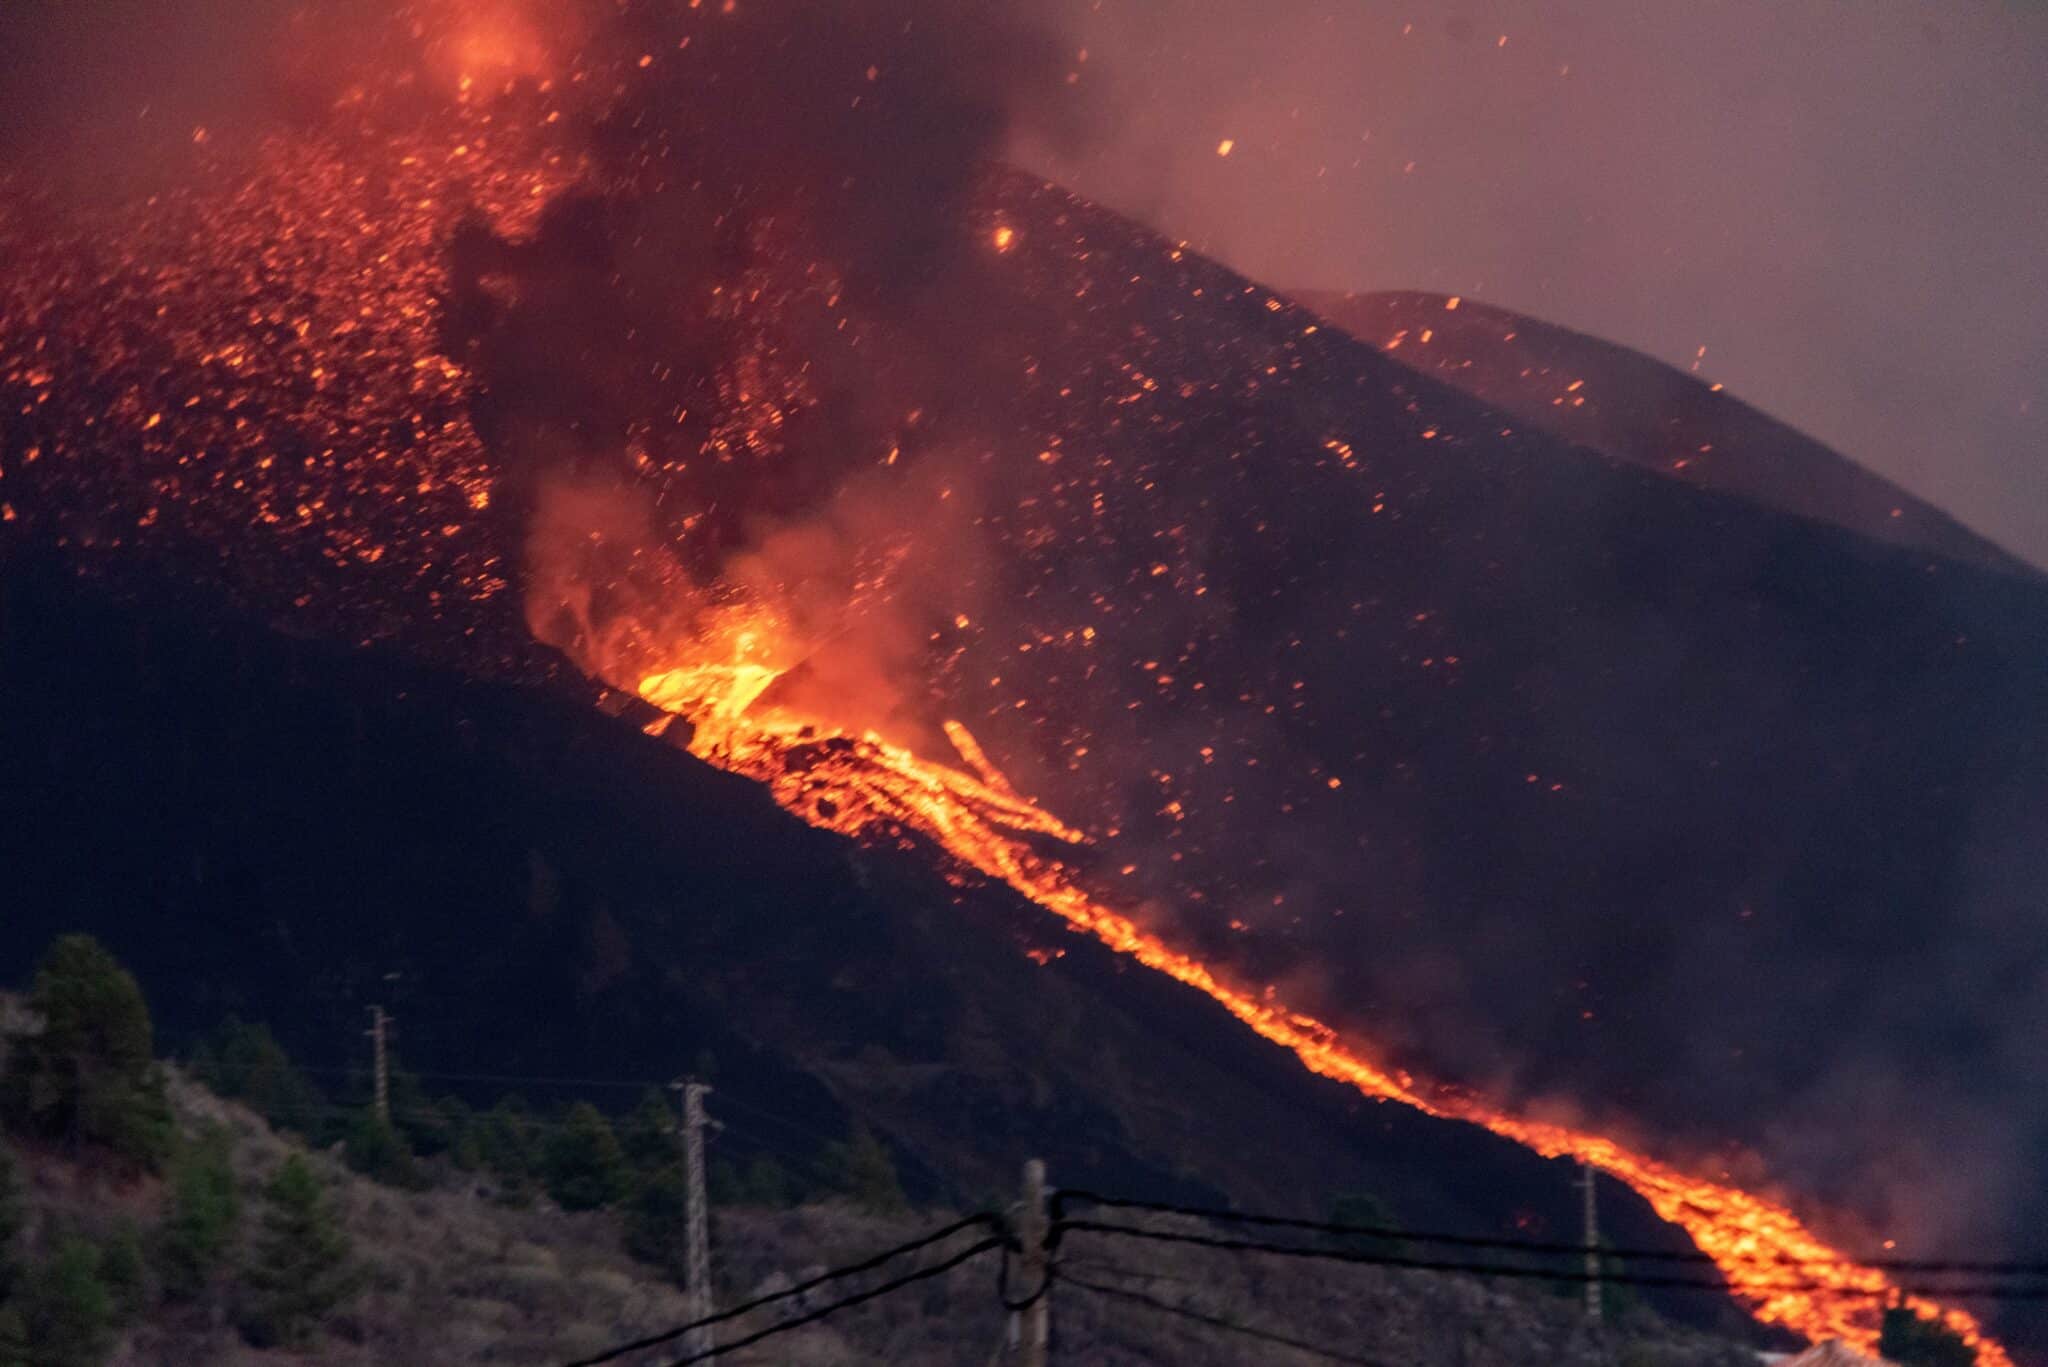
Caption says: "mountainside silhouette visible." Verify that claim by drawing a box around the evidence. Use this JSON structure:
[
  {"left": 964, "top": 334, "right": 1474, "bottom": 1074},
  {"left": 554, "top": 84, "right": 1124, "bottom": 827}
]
[{"left": 1298, "top": 289, "right": 2035, "bottom": 578}]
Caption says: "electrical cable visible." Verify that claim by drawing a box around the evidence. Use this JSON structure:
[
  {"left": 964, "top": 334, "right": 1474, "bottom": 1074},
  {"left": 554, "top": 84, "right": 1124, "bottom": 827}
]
[
  {"left": 558, "top": 1212, "right": 1000, "bottom": 1366},
  {"left": 1062, "top": 1266, "right": 1402, "bottom": 1367},
  {"left": 646, "top": 1236, "right": 1005, "bottom": 1366},
  {"left": 1054, "top": 1221, "right": 2048, "bottom": 1300},
  {"left": 1055, "top": 1190, "right": 2048, "bottom": 1278}
]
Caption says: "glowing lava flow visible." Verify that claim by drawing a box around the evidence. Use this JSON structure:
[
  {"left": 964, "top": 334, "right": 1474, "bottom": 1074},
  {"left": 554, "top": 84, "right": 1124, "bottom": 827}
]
[{"left": 622, "top": 628, "right": 2012, "bottom": 1366}]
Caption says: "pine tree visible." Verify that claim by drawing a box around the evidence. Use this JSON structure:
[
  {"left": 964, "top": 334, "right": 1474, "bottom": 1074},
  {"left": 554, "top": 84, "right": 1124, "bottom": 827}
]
[
  {"left": 7, "top": 1238, "right": 112, "bottom": 1367},
  {"left": 342, "top": 1109, "right": 419, "bottom": 1188},
  {"left": 0, "top": 1141, "right": 22, "bottom": 1297},
  {"left": 476, "top": 1097, "right": 542, "bottom": 1206},
  {"left": 156, "top": 1126, "right": 240, "bottom": 1302},
  {"left": 190, "top": 1018, "right": 325, "bottom": 1136},
  {"left": 239, "top": 1156, "right": 355, "bottom": 1349},
  {"left": 619, "top": 1088, "right": 683, "bottom": 1173},
  {"left": 541, "top": 1103, "right": 630, "bottom": 1211},
  {"left": 824, "top": 1125, "right": 905, "bottom": 1215},
  {"left": 1, "top": 936, "right": 171, "bottom": 1171},
  {"left": 622, "top": 1164, "right": 690, "bottom": 1279},
  {"left": 95, "top": 1223, "right": 147, "bottom": 1324}
]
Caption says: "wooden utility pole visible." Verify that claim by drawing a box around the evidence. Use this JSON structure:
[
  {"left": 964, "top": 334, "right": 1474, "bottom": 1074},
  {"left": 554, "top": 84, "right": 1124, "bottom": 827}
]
[
  {"left": 1579, "top": 1160, "right": 1602, "bottom": 1324},
  {"left": 366, "top": 1006, "right": 391, "bottom": 1125},
  {"left": 1018, "top": 1158, "right": 1050, "bottom": 1367},
  {"left": 674, "top": 1078, "right": 715, "bottom": 1357}
]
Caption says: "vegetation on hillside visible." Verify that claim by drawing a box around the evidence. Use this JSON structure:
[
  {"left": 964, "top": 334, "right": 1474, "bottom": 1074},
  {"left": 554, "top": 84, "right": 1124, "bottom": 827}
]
[{"left": 0, "top": 933, "right": 1855, "bottom": 1364}]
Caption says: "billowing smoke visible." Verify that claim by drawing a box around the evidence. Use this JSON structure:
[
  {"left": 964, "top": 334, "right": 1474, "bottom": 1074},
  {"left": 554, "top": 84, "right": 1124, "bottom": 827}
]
[{"left": 438, "top": 0, "right": 1099, "bottom": 702}]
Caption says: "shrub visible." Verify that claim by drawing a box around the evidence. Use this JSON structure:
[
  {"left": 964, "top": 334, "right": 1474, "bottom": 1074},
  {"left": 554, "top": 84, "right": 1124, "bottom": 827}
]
[
  {"left": 1880, "top": 1306, "right": 1977, "bottom": 1367},
  {"left": 1326, "top": 1190, "right": 1406, "bottom": 1258}
]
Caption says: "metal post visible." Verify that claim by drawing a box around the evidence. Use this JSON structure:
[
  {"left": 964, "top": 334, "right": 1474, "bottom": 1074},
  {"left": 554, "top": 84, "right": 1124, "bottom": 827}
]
[
  {"left": 1019, "top": 1159, "right": 1050, "bottom": 1367},
  {"left": 366, "top": 1006, "right": 390, "bottom": 1126},
  {"left": 677, "top": 1079, "right": 715, "bottom": 1356}
]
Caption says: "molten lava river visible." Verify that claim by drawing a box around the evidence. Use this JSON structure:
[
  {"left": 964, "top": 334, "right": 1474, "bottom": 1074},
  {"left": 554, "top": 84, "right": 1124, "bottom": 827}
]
[{"left": 0, "top": 3, "right": 2019, "bottom": 1361}]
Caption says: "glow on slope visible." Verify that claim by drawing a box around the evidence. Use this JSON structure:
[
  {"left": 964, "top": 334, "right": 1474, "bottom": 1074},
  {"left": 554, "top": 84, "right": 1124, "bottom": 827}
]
[{"left": 621, "top": 627, "right": 2012, "bottom": 1366}]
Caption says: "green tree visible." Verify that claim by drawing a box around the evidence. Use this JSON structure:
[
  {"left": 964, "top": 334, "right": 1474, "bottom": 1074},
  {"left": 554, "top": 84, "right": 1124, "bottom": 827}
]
[
  {"left": 156, "top": 1126, "right": 240, "bottom": 1302},
  {"left": 387, "top": 1070, "right": 458, "bottom": 1159},
  {"left": 541, "top": 1104, "right": 629, "bottom": 1211},
  {"left": 7, "top": 1237, "right": 113, "bottom": 1367},
  {"left": 190, "top": 1018, "right": 325, "bottom": 1136},
  {"left": 622, "top": 1164, "right": 690, "bottom": 1278},
  {"left": 95, "top": 1222, "right": 147, "bottom": 1323},
  {"left": 1880, "top": 1306, "right": 1977, "bottom": 1367},
  {"left": 823, "top": 1125, "right": 904, "bottom": 1215},
  {"left": 239, "top": 1156, "right": 355, "bottom": 1349},
  {"left": 0, "top": 1142, "right": 22, "bottom": 1299},
  {"left": 619, "top": 1089, "right": 682, "bottom": 1173},
  {"left": 342, "top": 1110, "right": 419, "bottom": 1188},
  {"left": 476, "top": 1097, "right": 542, "bottom": 1205},
  {"left": 1, "top": 936, "right": 171, "bottom": 1171}
]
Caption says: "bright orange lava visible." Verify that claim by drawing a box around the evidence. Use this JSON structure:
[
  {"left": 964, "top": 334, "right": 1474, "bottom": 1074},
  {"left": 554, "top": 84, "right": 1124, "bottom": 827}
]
[{"left": 601, "top": 616, "right": 2013, "bottom": 1366}]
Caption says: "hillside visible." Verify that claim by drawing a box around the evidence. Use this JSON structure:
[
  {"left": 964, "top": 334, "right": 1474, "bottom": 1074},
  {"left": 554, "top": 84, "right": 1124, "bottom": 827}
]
[
  {"left": 0, "top": 981, "right": 1761, "bottom": 1366},
  {"left": 1296, "top": 289, "right": 2034, "bottom": 578},
  {"left": 0, "top": 557, "right": 1761, "bottom": 1330}
]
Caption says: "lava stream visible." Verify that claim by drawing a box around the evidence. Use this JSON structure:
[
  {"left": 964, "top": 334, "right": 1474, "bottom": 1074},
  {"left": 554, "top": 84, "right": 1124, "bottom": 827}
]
[{"left": 625, "top": 645, "right": 2011, "bottom": 1367}]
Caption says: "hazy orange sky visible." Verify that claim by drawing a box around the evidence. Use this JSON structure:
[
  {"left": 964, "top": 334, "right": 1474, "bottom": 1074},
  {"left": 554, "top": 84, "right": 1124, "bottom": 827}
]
[{"left": 1014, "top": 1, "right": 2048, "bottom": 568}]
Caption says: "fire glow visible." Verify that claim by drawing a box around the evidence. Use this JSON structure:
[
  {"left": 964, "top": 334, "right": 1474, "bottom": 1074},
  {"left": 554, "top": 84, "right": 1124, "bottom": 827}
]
[
  {"left": 0, "top": 5, "right": 2016, "bottom": 1361},
  {"left": 590, "top": 599, "right": 2011, "bottom": 1366}
]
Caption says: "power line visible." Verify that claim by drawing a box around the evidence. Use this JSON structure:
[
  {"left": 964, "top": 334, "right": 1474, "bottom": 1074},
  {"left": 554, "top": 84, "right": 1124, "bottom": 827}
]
[
  {"left": 559, "top": 1212, "right": 1000, "bottom": 1366},
  {"left": 222, "top": 1061, "right": 850, "bottom": 1154},
  {"left": 1055, "top": 1190, "right": 2048, "bottom": 1278},
  {"left": 1062, "top": 1266, "right": 1401, "bottom": 1367},
  {"left": 650, "top": 1236, "right": 1004, "bottom": 1366},
  {"left": 1053, "top": 1221, "right": 2048, "bottom": 1300}
]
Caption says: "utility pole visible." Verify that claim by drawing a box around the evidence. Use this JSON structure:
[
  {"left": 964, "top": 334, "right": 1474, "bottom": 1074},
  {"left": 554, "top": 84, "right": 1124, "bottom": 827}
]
[
  {"left": 365, "top": 1006, "right": 391, "bottom": 1126},
  {"left": 673, "top": 1078, "right": 716, "bottom": 1357},
  {"left": 1017, "top": 1158, "right": 1051, "bottom": 1367},
  {"left": 1579, "top": 1159, "right": 1602, "bottom": 1324}
]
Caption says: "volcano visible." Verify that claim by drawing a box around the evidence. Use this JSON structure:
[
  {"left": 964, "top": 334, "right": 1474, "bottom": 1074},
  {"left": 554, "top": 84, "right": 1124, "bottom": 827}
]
[
  {"left": 2, "top": 4, "right": 2044, "bottom": 1362},
  {"left": 1298, "top": 288, "right": 2037, "bottom": 579}
]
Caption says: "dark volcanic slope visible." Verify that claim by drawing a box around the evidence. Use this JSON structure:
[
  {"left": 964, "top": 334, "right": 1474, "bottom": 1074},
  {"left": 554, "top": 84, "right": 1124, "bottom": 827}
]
[
  {"left": 0, "top": 561, "right": 1748, "bottom": 1329},
  {"left": 1297, "top": 289, "right": 2034, "bottom": 578},
  {"left": 916, "top": 179, "right": 2048, "bottom": 1238}
]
